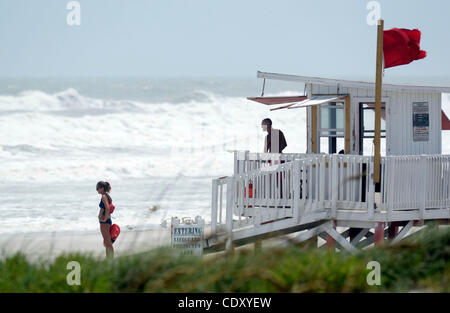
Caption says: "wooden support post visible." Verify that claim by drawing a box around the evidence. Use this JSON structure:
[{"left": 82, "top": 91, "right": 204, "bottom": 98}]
[
  {"left": 374, "top": 222, "right": 385, "bottom": 245},
  {"left": 391, "top": 221, "right": 414, "bottom": 244},
  {"left": 387, "top": 222, "right": 399, "bottom": 240},
  {"left": 326, "top": 220, "right": 336, "bottom": 251},
  {"left": 374, "top": 19, "right": 384, "bottom": 183}
]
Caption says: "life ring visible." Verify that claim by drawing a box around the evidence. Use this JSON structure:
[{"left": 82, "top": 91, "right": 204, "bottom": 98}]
[{"left": 110, "top": 224, "right": 120, "bottom": 243}]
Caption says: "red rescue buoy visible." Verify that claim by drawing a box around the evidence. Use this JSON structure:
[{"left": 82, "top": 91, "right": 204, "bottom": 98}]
[{"left": 110, "top": 224, "right": 120, "bottom": 243}]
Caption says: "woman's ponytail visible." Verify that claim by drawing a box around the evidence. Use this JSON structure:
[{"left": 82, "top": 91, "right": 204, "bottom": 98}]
[
  {"left": 104, "top": 182, "right": 111, "bottom": 193},
  {"left": 96, "top": 181, "right": 112, "bottom": 193}
]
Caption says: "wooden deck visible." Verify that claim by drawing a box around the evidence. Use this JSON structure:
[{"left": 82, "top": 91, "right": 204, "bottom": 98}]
[{"left": 208, "top": 151, "right": 450, "bottom": 252}]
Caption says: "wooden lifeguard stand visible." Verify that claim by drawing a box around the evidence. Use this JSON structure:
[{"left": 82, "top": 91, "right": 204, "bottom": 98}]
[{"left": 206, "top": 72, "right": 450, "bottom": 254}]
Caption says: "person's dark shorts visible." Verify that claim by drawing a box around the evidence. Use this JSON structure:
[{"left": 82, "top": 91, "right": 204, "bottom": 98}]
[{"left": 99, "top": 219, "right": 112, "bottom": 225}]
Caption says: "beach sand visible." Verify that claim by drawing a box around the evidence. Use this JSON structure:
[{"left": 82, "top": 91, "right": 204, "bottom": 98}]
[
  {"left": 0, "top": 225, "right": 288, "bottom": 263},
  {"left": 0, "top": 228, "right": 172, "bottom": 263}
]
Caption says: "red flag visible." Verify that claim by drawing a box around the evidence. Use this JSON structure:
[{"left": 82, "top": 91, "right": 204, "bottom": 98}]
[{"left": 383, "top": 28, "right": 427, "bottom": 68}]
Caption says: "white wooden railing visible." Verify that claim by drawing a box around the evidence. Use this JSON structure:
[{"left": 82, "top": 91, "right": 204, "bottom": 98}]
[
  {"left": 233, "top": 150, "right": 316, "bottom": 175},
  {"left": 211, "top": 152, "right": 450, "bottom": 238},
  {"left": 299, "top": 155, "right": 375, "bottom": 217},
  {"left": 211, "top": 176, "right": 230, "bottom": 235},
  {"left": 380, "top": 155, "right": 450, "bottom": 219},
  {"left": 233, "top": 160, "right": 296, "bottom": 225}
]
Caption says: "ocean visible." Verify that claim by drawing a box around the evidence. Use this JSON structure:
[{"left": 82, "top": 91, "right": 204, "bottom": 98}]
[
  {"left": 0, "top": 77, "right": 449, "bottom": 235},
  {"left": 0, "top": 77, "right": 308, "bottom": 234}
]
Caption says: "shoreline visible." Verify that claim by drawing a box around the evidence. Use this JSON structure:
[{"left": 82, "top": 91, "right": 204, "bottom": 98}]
[
  {"left": 0, "top": 223, "right": 166, "bottom": 238},
  {"left": 0, "top": 227, "right": 172, "bottom": 263}
]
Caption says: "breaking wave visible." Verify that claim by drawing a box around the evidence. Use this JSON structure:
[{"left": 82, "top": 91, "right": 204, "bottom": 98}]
[{"left": 0, "top": 88, "right": 307, "bottom": 182}]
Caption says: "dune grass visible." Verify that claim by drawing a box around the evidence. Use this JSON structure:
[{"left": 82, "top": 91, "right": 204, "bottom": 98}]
[{"left": 0, "top": 227, "right": 448, "bottom": 292}]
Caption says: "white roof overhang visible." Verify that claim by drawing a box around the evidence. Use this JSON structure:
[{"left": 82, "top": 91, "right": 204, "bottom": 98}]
[
  {"left": 257, "top": 71, "right": 450, "bottom": 93},
  {"left": 287, "top": 95, "right": 347, "bottom": 109}
]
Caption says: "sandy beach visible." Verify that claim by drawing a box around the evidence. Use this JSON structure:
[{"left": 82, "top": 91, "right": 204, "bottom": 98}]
[
  {"left": 0, "top": 228, "right": 172, "bottom": 263},
  {"left": 0, "top": 226, "right": 305, "bottom": 263}
]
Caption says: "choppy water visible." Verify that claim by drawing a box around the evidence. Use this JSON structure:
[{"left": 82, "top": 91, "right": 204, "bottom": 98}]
[
  {"left": 0, "top": 77, "right": 307, "bottom": 234},
  {"left": 0, "top": 77, "right": 449, "bottom": 234}
]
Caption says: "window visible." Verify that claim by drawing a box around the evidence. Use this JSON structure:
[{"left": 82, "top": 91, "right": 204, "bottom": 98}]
[{"left": 318, "top": 102, "right": 345, "bottom": 153}]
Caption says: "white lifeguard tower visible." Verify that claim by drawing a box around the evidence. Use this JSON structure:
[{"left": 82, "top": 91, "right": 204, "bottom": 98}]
[{"left": 206, "top": 71, "right": 450, "bottom": 253}]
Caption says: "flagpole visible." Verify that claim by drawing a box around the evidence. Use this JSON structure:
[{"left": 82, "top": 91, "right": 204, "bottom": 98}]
[{"left": 374, "top": 19, "right": 384, "bottom": 183}]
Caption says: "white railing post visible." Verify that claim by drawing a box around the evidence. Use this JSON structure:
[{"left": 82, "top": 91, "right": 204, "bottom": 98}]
[
  {"left": 244, "top": 150, "right": 250, "bottom": 173},
  {"left": 265, "top": 170, "right": 270, "bottom": 221},
  {"left": 233, "top": 150, "right": 238, "bottom": 175},
  {"left": 293, "top": 159, "right": 301, "bottom": 222},
  {"left": 211, "top": 179, "right": 218, "bottom": 234},
  {"left": 250, "top": 173, "right": 258, "bottom": 228},
  {"left": 367, "top": 158, "right": 375, "bottom": 220},
  {"left": 219, "top": 182, "right": 223, "bottom": 225},
  {"left": 420, "top": 155, "right": 426, "bottom": 219},
  {"left": 225, "top": 177, "right": 234, "bottom": 250},
  {"left": 386, "top": 157, "right": 395, "bottom": 220},
  {"left": 300, "top": 160, "right": 307, "bottom": 217},
  {"left": 237, "top": 176, "right": 242, "bottom": 225},
  {"left": 385, "top": 157, "right": 391, "bottom": 219},
  {"left": 319, "top": 156, "right": 326, "bottom": 208},
  {"left": 331, "top": 156, "right": 338, "bottom": 218}
]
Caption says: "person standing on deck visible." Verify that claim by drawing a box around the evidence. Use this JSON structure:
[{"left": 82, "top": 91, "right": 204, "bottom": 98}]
[
  {"left": 261, "top": 118, "right": 287, "bottom": 153},
  {"left": 262, "top": 118, "right": 287, "bottom": 197}
]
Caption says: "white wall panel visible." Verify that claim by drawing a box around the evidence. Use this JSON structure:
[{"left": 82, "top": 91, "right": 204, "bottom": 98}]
[{"left": 310, "top": 83, "right": 442, "bottom": 156}]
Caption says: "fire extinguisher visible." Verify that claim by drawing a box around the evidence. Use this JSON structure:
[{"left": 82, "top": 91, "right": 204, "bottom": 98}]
[
  {"left": 244, "top": 179, "right": 253, "bottom": 209},
  {"left": 244, "top": 179, "right": 253, "bottom": 198}
]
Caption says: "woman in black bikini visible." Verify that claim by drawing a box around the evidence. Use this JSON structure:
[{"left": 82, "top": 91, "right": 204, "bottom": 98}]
[{"left": 96, "top": 181, "right": 114, "bottom": 259}]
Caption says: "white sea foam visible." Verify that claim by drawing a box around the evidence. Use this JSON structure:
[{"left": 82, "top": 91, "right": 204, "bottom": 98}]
[{"left": 0, "top": 88, "right": 307, "bottom": 182}]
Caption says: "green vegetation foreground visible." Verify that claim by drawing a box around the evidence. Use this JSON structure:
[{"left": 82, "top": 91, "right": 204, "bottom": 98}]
[{"left": 1, "top": 227, "right": 449, "bottom": 292}]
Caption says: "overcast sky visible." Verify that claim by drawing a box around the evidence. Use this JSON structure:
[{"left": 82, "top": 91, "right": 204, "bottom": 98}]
[{"left": 0, "top": 0, "right": 449, "bottom": 79}]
